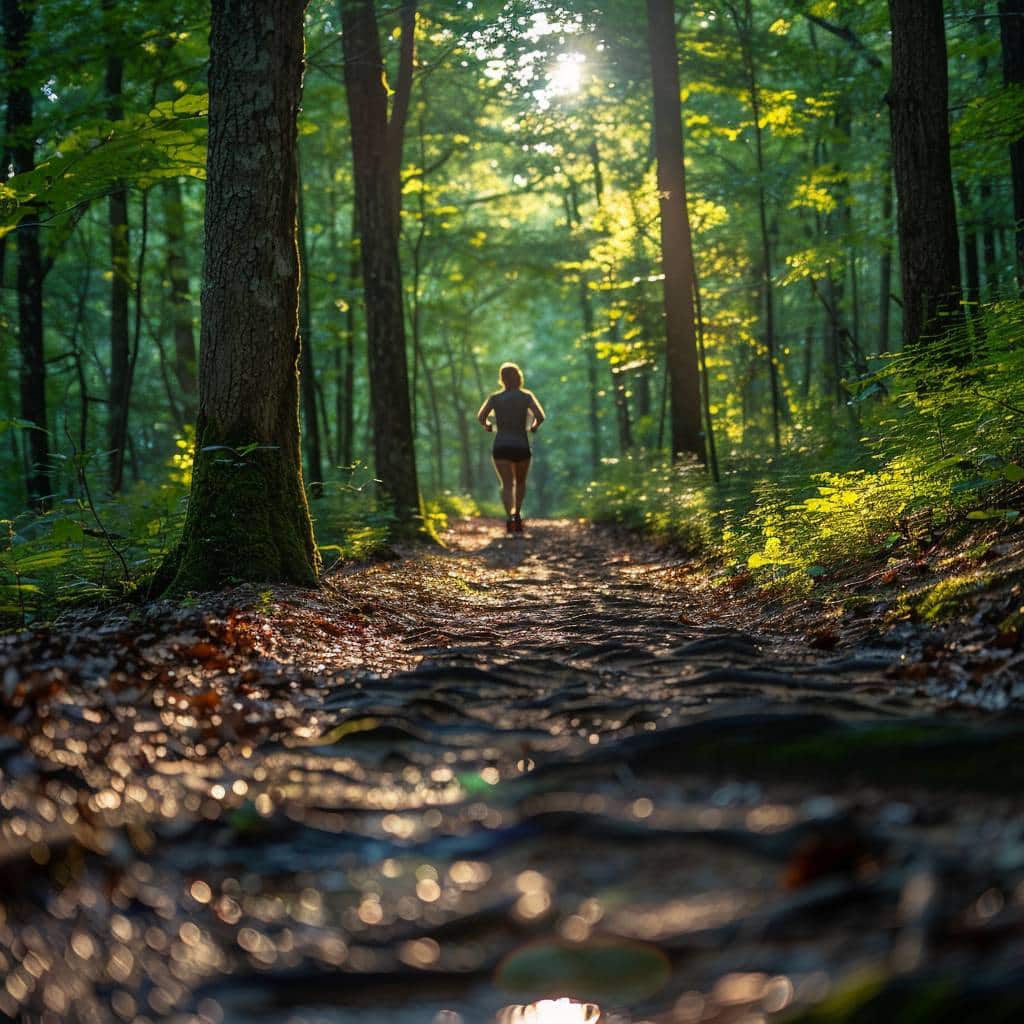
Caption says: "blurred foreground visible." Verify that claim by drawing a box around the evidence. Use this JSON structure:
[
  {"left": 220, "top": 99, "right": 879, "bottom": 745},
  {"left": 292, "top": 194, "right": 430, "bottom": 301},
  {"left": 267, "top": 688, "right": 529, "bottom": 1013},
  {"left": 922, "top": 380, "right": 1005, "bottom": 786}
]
[{"left": 1, "top": 519, "right": 1024, "bottom": 1023}]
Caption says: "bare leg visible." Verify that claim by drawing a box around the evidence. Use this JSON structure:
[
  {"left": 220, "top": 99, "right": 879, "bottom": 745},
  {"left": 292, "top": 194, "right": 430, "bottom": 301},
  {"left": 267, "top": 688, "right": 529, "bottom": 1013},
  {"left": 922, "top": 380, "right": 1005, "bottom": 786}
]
[
  {"left": 513, "top": 459, "right": 531, "bottom": 516},
  {"left": 492, "top": 458, "right": 515, "bottom": 515}
]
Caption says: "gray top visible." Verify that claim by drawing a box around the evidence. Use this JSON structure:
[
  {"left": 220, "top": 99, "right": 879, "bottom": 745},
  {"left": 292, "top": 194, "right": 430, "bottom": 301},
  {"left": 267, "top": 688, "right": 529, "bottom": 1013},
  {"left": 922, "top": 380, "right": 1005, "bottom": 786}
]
[{"left": 483, "top": 389, "right": 543, "bottom": 450}]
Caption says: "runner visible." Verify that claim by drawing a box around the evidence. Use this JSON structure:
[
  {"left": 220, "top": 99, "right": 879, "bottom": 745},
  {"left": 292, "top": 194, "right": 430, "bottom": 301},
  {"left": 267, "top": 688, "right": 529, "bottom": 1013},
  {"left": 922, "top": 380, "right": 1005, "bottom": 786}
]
[{"left": 477, "top": 362, "right": 545, "bottom": 535}]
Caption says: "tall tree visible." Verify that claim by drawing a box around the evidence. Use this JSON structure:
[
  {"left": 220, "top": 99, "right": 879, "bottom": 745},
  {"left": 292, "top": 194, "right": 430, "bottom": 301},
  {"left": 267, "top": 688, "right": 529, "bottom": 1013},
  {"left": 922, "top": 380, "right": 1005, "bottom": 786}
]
[
  {"left": 159, "top": 0, "right": 317, "bottom": 593},
  {"left": 162, "top": 178, "right": 197, "bottom": 421},
  {"left": 1000, "top": 0, "right": 1024, "bottom": 291},
  {"left": 4, "top": 0, "right": 51, "bottom": 507},
  {"left": 340, "top": 0, "right": 421, "bottom": 525},
  {"left": 297, "top": 171, "right": 325, "bottom": 498},
  {"left": 887, "top": 0, "right": 961, "bottom": 348},
  {"left": 726, "top": 0, "right": 783, "bottom": 450},
  {"left": 646, "top": 0, "right": 704, "bottom": 462},
  {"left": 103, "top": 0, "right": 132, "bottom": 492}
]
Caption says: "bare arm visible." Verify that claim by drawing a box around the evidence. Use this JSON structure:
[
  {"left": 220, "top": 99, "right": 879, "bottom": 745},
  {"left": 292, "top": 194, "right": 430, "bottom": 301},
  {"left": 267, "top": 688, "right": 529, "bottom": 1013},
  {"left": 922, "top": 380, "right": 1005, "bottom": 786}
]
[
  {"left": 477, "top": 395, "right": 494, "bottom": 432},
  {"left": 527, "top": 393, "right": 545, "bottom": 433}
]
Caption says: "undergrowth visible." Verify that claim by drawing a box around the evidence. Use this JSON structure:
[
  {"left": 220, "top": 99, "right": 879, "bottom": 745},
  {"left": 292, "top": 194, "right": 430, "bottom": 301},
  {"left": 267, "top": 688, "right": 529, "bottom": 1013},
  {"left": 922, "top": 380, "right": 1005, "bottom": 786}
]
[
  {"left": 582, "top": 300, "right": 1024, "bottom": 592},
  {"left": 0, "top": 454, "right": 392, "bottom": 624}
]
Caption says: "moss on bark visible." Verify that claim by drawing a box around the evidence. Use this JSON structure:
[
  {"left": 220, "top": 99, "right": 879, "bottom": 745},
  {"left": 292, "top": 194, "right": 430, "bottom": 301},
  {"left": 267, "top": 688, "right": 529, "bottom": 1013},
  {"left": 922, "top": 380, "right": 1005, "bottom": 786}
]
[{"left": 161, "top": 431, "right": 319, "bottom": 594}]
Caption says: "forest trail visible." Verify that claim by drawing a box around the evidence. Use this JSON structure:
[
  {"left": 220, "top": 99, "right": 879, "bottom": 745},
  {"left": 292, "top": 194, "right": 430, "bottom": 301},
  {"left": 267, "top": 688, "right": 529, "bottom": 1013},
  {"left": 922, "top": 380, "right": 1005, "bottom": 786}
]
[{"left": 3, "top": 519, "right": 1024, "bottom": 1023}]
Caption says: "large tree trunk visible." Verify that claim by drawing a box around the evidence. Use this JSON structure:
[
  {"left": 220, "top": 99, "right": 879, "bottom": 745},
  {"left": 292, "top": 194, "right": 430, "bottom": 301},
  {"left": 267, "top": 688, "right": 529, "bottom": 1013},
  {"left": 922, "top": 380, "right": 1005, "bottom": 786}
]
[
  {"left": 159, "top": 0, "right": 317, "bottom": 594},
  {"left": 4, "top": 0, "right": 51, "bottom": 507},
  {"left": 887, "top": 0, "right": 962, "bottom": 347},
  {"left": 104, "top": 19, "right": 132, "bottom": 493},
  {"left": 1000, "top": 0, "right": 1024, "bottom": 291},
  {"left": 162, "top": 178, "right": 197, "bottom": 420},
  {"left": 340, "top": 0, "right": 421, "bottom": 527},
  {"left": 646, "top": 0, "right": 704, "bottom": 463}
]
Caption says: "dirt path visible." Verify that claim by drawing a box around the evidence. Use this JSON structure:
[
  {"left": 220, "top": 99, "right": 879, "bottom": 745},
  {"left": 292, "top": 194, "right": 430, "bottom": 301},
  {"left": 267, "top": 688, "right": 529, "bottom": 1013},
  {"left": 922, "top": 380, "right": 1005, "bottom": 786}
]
[{"left": 2, "top": 519, "right": 1024, "bottom": 1023}]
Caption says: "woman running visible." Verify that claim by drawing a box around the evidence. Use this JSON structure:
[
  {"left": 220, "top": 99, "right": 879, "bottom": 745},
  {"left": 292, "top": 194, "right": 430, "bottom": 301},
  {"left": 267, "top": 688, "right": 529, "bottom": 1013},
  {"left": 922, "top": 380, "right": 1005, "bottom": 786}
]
[{"left": 477, "top": 362, "right": 545, "bottom": 535}]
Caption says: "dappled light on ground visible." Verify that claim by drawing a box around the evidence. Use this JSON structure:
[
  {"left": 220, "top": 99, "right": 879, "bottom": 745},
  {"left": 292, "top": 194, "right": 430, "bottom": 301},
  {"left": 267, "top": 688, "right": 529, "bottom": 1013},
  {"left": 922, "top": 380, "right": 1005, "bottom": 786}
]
[{"left": 2, "top": 519, "right": 1024, "bottom": 1021}]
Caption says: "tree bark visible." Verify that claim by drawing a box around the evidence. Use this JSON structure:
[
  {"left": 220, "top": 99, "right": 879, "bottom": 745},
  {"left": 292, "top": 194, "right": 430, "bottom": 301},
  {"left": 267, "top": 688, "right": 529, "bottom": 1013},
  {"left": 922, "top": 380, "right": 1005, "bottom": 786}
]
[
  {"left": 887, "top": 0, "right": 962, "bottom": 347},
  {"left": 162, "top": 177, "right": 197, "bottom": 420},
  {"left": 340, "top": 0, "right": 422, "bottom": 527},
  {"left": 159, "top": 0, "right": 317, "bottom": 594},
  {"left": 999, "top": 0, "right": 1024, "bottom": 291},
  {"left": 4, "top": 0, "right": 51, "bottom": 507},
  {"left": 103, "top": 12, "right": 131, "bottom": 493},
  {"left": 646, "top": 0, "right": 704, "bottom": 463}
]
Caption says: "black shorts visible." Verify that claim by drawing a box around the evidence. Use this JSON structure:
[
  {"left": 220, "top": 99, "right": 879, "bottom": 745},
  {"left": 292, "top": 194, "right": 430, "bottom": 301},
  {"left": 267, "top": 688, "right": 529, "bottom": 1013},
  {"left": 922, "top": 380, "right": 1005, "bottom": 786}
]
[{"left": 493, "top": 443, "right": 531, "bottom": 462}]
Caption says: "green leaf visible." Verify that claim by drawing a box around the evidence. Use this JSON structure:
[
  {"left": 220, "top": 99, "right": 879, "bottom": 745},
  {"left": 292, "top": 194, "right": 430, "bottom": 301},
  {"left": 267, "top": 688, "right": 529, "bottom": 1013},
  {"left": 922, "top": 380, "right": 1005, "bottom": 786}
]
[
  {"left": 50, "top": 519, "right": 86, "bottom": 544},
  {"left": 952, "top": 478, "right": 998, "bottom": 493}
]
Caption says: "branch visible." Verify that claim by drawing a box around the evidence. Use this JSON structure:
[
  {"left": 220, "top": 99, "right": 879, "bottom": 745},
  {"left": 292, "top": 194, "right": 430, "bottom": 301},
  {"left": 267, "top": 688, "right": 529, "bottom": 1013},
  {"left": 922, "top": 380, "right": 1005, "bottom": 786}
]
[
  {"left": 803, "top": 11, "right": 884, "bottom": 70},
  {"left": 386, "top": 0, "right": 417, "bottom": 176}
]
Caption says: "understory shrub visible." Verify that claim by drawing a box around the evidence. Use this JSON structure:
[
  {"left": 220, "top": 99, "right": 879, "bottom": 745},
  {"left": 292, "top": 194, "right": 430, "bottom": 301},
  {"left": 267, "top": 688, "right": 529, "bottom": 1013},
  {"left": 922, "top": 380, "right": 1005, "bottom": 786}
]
[{"left": 579, "top": 300, "right": 1024, "bottom": 588}]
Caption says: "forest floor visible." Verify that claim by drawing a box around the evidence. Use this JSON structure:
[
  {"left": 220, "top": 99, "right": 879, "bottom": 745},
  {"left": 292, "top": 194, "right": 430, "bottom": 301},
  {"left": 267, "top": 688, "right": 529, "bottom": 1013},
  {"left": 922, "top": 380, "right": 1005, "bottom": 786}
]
[{"left": 2, "top": 518, "right": 1024, "bottom": 1023}]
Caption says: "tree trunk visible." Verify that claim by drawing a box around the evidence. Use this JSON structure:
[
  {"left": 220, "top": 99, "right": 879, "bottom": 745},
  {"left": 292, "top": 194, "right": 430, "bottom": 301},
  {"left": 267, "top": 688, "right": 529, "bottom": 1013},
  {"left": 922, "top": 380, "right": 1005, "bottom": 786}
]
[
  {"left": 646, "top": 0, "right": 704, "bottom": 463},
  {"left": 980, "top": 179, "right": 999, "bottom": 296},
  {"left": 162, "top": 177, "right": 197, "bottom": 419},
  {"left": 887, "top": 0, "right": 962, "bottom": 347},
  {"left": 297, "top": 171, "right": 325, "bottom": 497},
  {"left": 340, "top": 0, "right": 422, "bottom": 527},
  {"left": 104, "top": 31, "right": 131, "bottom": 493},
  {"left": 340, "top": 214, "right": 359, "bottom": 468},
  {"left": 3, "top": 0, "right": 50, "bottom": 507},
  {"left": 957, "top": 180, "right": 982, "bottom": 308},
  {"left": 879, "top": 165, "right": 894, "bottom": 352},
  {"left": 732, "top": 0, "right": 782, "bottom": 451},
  {"left": 1000, "top": 0, "right": 1024, "bottom": 291},
  {"left": 159, "top": 0, "right": 317, "bottom": 594},
  {"left": 442, "top": 336, "right": 473, "bottom": 493}
]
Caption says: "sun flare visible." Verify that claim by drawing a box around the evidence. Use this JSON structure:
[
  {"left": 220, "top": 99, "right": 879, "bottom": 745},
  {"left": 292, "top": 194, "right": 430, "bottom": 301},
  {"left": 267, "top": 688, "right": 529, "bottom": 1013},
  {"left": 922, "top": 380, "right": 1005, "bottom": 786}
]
[{"left": 547, "top": 54, "right": 586, "bottom": 97}]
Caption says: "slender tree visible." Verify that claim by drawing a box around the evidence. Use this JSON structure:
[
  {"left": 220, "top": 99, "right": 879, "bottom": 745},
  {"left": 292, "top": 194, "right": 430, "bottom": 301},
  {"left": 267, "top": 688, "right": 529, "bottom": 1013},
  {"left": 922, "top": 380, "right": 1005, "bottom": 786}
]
[
  {"left": 727, "top": 0, "right": 782, "bottom": 450},
  {"left": 162, "top": 178, "right": 197, "bottom": 421},
  {"left": 4, "top": 0, "right": 51, "bottom": 507},
  {"left": 340, "top": 0, "right": 422, "bottom": 526},
  {"left": 297, "top": 167, "right": 325, "bottom": 497},
  {"left": 1000, "top": 0, "right": 1024, "bottom": 291},
  {"left": 159, "top": 0, "right": 317, "bottom": 593},
  {"left": 646, "top": 0, "right": 704, "bottom": 462},
  {"left": 102, "top": 0, "right": 131, "bottom": 492},
  {"left": 887, "top": 0, "right": 961, "bottom": 347}
]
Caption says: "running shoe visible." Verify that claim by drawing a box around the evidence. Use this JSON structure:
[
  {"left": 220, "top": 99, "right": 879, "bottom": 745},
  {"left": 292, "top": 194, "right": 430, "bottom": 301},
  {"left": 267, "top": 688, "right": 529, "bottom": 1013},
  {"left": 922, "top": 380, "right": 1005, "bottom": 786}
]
[
  {"left": 505, "top": 517, "right": 515, "bottom": 535},
  {"left": 512, "top": 514, "right": 524, "bottom": 535}
]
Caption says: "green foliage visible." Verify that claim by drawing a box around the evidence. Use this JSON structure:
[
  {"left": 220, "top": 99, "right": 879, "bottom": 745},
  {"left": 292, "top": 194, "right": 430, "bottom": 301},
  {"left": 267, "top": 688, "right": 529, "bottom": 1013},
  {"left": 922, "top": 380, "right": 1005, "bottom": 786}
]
[
  {"left": 312, "top": 464, "right": 397, "bottom": 565},
  {"left": 0, "top": 96, "right": 208, "bottom": 237},
  {"left": 579, "top": 301, "right": 1024, "bottom": 604},
  {"left": 421, "top": 491, "right": 483, "bottom": 534},
  {"left": 725, "top": 301, "right": 1024, "bottom": 585},
  {"left": 580, "top": 454, "right": 712, "bottom": 556},
  {"left": 0, "top": 476, "right": 186, "bottom": 624}
]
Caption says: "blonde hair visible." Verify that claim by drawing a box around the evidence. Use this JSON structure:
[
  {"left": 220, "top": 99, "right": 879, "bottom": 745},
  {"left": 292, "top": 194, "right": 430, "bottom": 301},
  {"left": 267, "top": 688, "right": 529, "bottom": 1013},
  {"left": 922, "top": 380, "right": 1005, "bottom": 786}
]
[{"left": 499, "top": 362, "right": 523, "bottom": 389}]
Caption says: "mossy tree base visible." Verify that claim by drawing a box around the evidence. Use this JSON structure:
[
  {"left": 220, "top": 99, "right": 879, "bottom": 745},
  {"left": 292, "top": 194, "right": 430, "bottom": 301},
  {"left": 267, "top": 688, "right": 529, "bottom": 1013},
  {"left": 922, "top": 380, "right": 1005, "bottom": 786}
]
[{"left": 160, "top": 438, "right": 319, "bottom": 595}]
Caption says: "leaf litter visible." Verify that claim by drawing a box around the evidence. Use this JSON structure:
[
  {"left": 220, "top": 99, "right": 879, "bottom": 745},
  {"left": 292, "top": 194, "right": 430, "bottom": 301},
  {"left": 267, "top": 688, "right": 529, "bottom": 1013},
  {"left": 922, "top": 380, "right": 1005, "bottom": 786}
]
[{"left": 0, "top": 517, "right": 1023, "bottom": 1022}]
